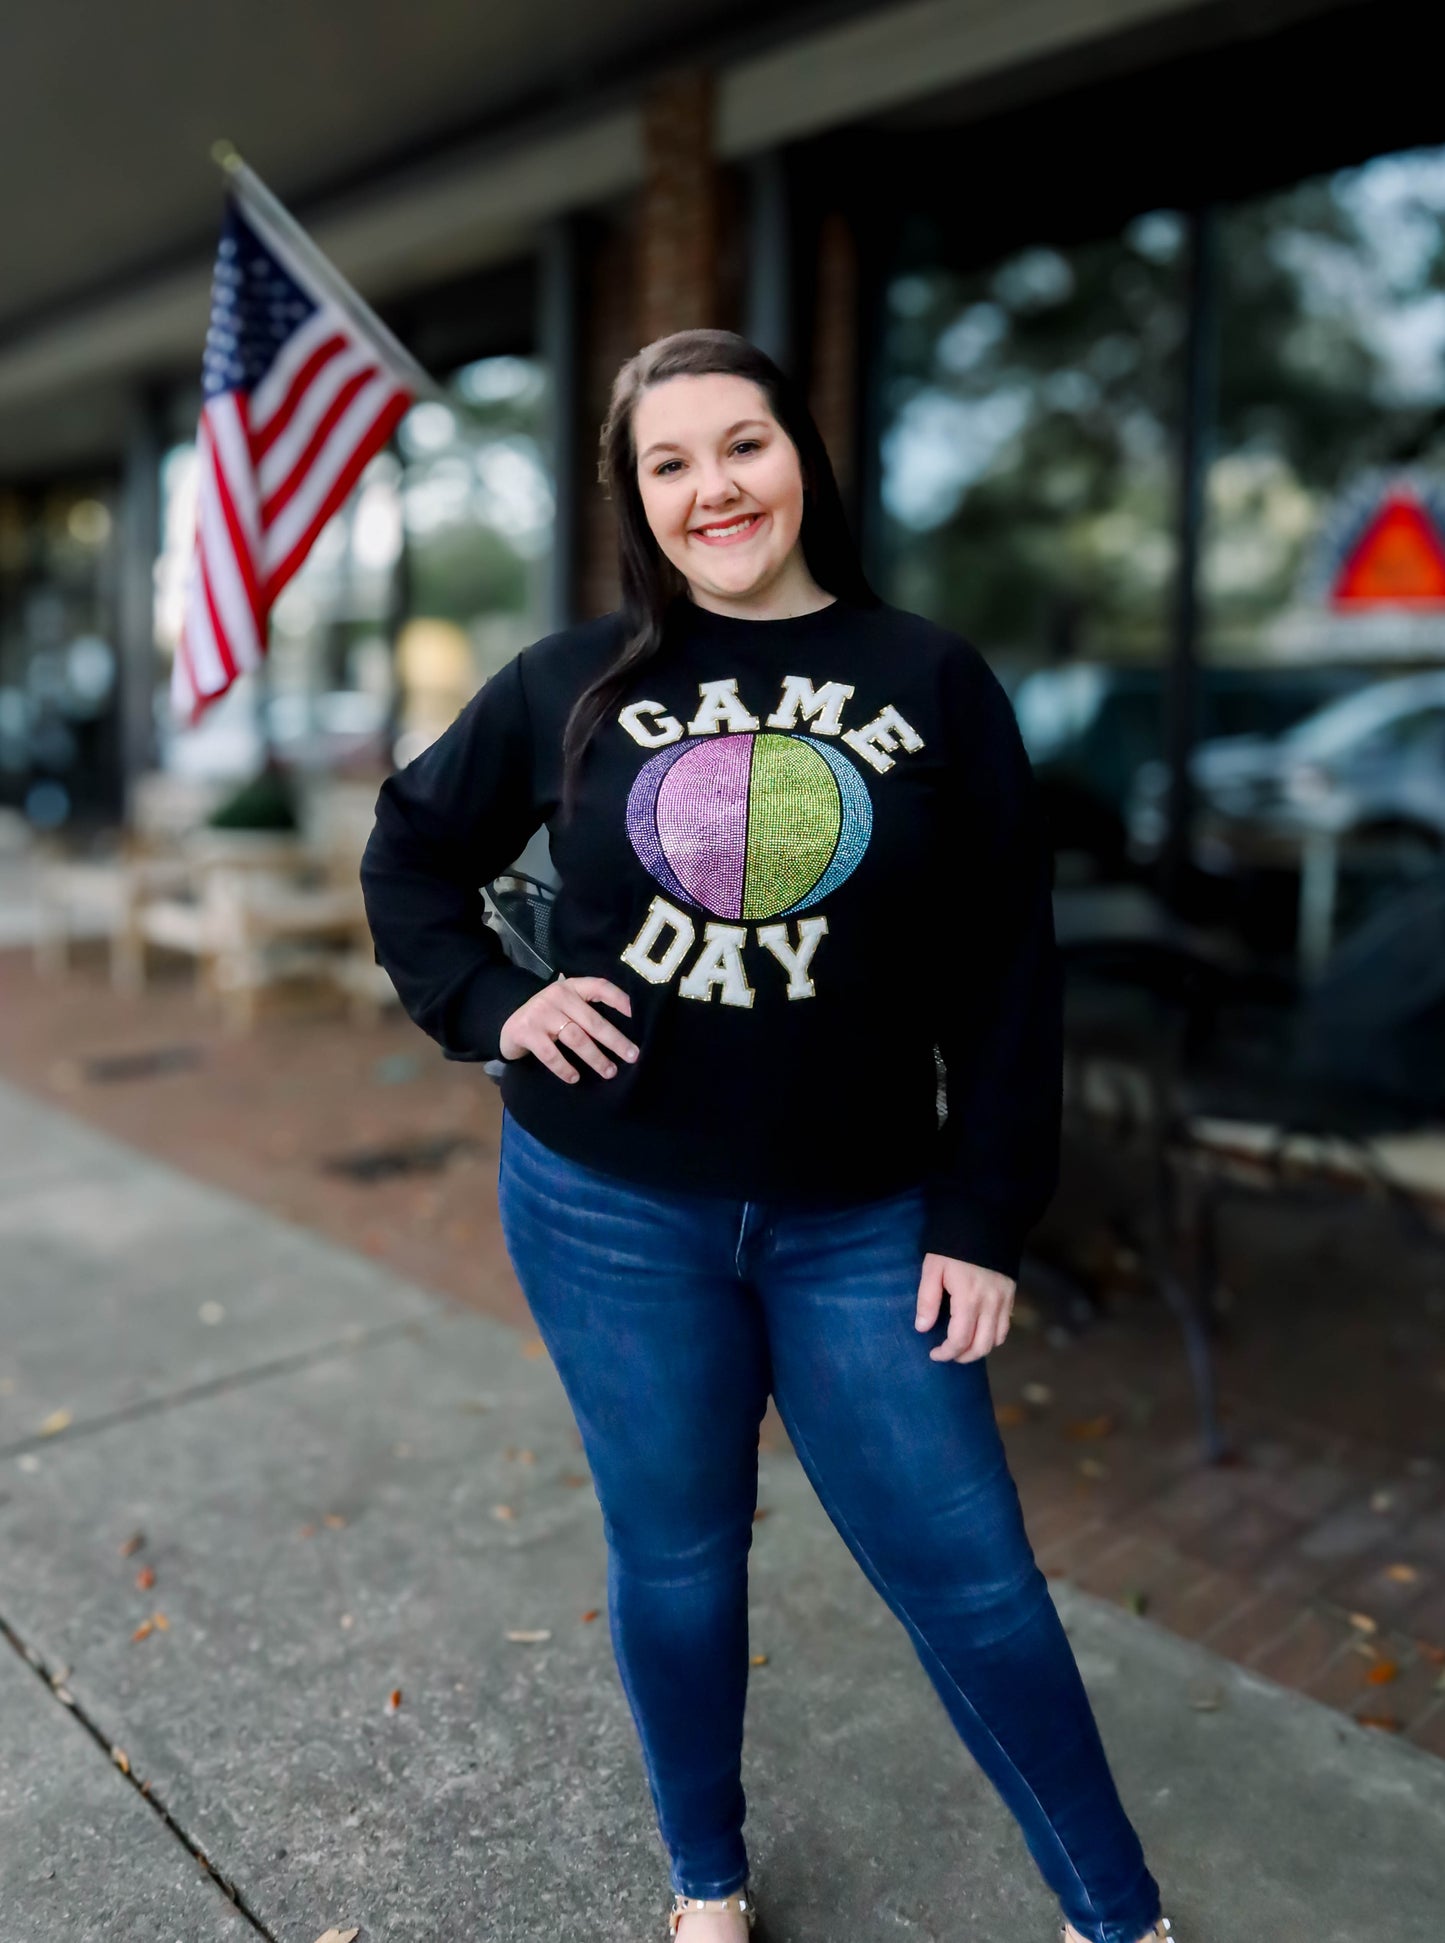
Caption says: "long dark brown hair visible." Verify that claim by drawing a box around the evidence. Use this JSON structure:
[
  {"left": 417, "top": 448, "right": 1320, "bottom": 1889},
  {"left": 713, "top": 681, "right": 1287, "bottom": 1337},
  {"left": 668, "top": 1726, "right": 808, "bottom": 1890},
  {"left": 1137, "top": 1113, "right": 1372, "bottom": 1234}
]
[{"left": 557, "top": 328, "right": 878, "bottom": 825}]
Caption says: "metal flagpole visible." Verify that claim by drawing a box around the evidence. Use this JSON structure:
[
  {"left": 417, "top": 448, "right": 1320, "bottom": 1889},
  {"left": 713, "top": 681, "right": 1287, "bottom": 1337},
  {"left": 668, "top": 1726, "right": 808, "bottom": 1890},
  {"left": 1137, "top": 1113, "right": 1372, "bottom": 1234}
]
[{"left": 209, "top": 140, "right": 451, "bottom": 408}]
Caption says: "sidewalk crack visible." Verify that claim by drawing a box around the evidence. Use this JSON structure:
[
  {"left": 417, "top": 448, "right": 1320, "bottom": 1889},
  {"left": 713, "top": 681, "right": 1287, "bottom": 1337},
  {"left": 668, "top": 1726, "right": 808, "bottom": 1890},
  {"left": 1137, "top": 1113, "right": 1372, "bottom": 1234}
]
[
  {"left": 0, "top": 1315, "right": 428, "bottom": 1462},
  {"left": 0, "top": 1612, "right": 277, "bottom": 1938}
]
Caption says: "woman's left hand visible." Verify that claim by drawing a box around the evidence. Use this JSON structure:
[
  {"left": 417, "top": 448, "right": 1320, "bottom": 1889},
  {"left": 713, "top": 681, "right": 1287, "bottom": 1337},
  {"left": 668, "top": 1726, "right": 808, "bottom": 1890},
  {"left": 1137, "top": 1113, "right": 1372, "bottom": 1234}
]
[{"left": 914, "top": 1254, "right": 1016, "bottom": 1363}]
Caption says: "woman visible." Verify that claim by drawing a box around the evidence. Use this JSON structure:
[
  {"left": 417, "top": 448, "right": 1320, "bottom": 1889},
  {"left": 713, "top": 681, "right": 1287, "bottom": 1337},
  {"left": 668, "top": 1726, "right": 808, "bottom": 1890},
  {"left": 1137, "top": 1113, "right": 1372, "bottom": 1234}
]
[{"left": 359, "top": 329, "right": 1172, "bottom": 1943}]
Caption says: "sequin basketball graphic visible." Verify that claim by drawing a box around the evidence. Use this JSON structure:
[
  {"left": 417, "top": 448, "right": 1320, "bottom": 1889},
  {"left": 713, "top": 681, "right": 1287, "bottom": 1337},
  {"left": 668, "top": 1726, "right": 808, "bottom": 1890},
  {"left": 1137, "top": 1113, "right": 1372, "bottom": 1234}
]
[{"left": 626, "top": 731, "right": 872, "bottom": 921}]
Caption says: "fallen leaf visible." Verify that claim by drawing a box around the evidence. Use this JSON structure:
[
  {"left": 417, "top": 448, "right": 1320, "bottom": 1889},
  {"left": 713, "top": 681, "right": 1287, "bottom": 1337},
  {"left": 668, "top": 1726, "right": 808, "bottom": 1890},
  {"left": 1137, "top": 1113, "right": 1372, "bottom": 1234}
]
[
  {"left": 311, "top": 1928, "right": 361, "bottom": 1943},
  {"left": 119, "top": 1532, "right": 144, "bottom": 1557},
  {"left": 323, "top": 1513, "right": 347, "bottom": 1529},
  {"left": 1078, "top": 1457, "right": 1109, "bottom": 1480},
  {"left": 581, "top": 1610, "right": 599, "bottom": 1624},
  {"left": 506, "top": 1629, "right": 551, "bottom": 1643},
  {"left": 49, "top": 1665, "right": 69, "bottom": 1687},
  {"left": 1122, "top": 1589, "right": 1149, "bottom": 1617},
  {"left": 39, "top": 1409, "right": 72, "bottom": 1436},
  {"left": 1347, "top": 1611, "right": 1379, "bottom": 1636},
  {"left": 298, "top": 1524, "right": 317, "bottom": 1539},
  {"left": 1357, "top": 1713, "right": 1401, "bottom": 1732},
  {"left": 752, "top": 1507, "right": 770, "bottom": 1522},
  {"left": 153, "top": 1613, "right": 168, "bottom": 1631},
  {"left": 750, "top": 1653, "right": 769, "bottom": 1666},
  {"left": 994, "top": 1403, "right": 1027, "bottom": 1428},
  {"left": 1384, "top": 1563, "right": 1419, "bottom": 1586},
  {"left": 1188, "top": 1687, "right": 1224, "bottom": 1712},
  {"left": 132, "top": 1619, "right": 155, "bottom": 1643},
  {"left": 1021, "top": 1382, "right": 1053, "bottom": 1407},
  {"left": 1364, "top": 1660, "right": 1399, "bottom": 1686},
  {"left": 492, "top": 1504, "right": 516, "bottom": 1522},
  {"left": 53, "top": 1687, "right": 75, "bottom": 1707},
  {"left": 1350, "top": 1640, "right": 1379, "bottom": 1660},
  {"left": 384, "top": 1689, "right": 402, "bottom": 1714},
  {"left": 135, "top": 1565, "right": 156, "bottom": 1591},
  {"left": 1066, "top": 1415, "right": 1116, "bottom": 1441},
  {"left": 1417, "top": 1641, "right": 1445, "bottom": 1666},
  {"left": 561, "top": 1473, "right": 589, "bottom": 1488},
  {"left": 113, "top": 1747, "right": 130, "bottom": 1774}
]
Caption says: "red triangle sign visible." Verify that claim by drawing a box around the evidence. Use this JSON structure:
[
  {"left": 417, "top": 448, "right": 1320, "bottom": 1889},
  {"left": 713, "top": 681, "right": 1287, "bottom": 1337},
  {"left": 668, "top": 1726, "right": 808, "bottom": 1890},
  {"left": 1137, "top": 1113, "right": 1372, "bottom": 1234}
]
[{"left": 1332, "top": 491, "right": 1445, "bottom": 605}]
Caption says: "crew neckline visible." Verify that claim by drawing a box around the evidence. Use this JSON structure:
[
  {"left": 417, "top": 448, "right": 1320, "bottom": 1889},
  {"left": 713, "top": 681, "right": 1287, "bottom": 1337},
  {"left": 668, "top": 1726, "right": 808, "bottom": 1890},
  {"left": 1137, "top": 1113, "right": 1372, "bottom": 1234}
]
[{"left": 668, "top": 592, "right": 856, "bottom": 640}]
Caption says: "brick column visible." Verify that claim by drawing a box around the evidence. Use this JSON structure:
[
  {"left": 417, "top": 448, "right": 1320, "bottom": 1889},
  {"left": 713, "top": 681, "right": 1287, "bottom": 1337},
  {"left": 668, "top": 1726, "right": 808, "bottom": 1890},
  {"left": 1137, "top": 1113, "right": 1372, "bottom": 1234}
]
[
  {"left": 567, "top": 69, "right": 739, "bottom": 617},
  {"left": 638, "top": 70, "right": 719, "bottom": 343},
  {"left": 578, "top": 214, "right": 639, "bottom": 619}
]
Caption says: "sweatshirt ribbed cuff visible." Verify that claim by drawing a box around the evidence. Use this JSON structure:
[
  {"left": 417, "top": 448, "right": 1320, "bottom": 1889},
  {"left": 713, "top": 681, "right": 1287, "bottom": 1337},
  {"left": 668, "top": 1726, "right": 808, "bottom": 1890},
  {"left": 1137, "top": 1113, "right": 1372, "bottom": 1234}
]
[
  {"left": 920, "top": 1192, "right": 1027, "bottom": 1283},
  {"left": 446, "top": 964, "right": 551, "bottom": 1064}
]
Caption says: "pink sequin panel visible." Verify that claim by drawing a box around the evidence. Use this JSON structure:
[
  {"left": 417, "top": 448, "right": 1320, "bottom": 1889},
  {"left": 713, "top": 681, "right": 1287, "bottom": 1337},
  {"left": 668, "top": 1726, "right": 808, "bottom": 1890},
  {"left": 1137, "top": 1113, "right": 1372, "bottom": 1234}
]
[{"left": 653, "top": 733, "right": 754, "bottom": 919}]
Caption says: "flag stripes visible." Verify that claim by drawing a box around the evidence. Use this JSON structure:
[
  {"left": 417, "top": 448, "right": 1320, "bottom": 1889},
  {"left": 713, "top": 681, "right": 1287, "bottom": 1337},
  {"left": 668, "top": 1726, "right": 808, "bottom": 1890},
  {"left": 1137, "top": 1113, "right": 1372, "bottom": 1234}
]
[{"left": 172, "top": 199, "right": 416, "bottom": 726}]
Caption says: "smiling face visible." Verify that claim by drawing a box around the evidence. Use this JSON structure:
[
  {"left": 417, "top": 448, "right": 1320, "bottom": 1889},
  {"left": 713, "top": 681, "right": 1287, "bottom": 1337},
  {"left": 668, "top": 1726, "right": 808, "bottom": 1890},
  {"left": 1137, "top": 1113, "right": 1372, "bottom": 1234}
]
[{"left": 632, "top": 372, "right": 817, "bottom": 615}]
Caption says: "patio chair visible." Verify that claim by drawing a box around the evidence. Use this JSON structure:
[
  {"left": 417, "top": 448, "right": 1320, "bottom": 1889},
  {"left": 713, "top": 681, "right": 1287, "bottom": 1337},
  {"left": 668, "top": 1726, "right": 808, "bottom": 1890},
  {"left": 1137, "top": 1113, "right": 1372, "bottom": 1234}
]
[
  {"left": 32, "top": 773, "right": 229, "bottom": 982},
  {"left": 475, "top": 871, "right": 559, "bottom": 1079},
  {"left": 1062, "top": 874, "right": 1445, "bottom": 1462},
  {"left": 113, "top": 775, "right": 399, "bottom": 1025},
  {"left": 298, "top": 777, "right": 402, "bottom": 1024}
]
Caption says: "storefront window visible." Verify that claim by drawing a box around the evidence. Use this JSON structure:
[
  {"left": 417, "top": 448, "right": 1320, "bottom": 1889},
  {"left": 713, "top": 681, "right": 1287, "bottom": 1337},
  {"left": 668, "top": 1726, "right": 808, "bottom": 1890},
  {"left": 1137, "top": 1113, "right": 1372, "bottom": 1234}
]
[
  {"left": 1206, "top": 146, "right": 1445, "bottom": 664},
  {"left": 878, "top": 220, "right": 1185, "bottom": 680},
  {"left": 877, "top": 140, "right": 1445, "bottom": 912},
  {"left": 0, "top": 482, "right": 121, "bottom": 826}
]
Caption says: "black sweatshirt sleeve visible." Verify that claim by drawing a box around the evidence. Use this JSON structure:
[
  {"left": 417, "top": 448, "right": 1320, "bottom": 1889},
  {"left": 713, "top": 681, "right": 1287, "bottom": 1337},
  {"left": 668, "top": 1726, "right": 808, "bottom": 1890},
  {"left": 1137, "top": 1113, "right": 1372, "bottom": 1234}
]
[
  {"left": 922, "top": 650, "right": 1062, "bottom": 1280},
  {"left": 359, "top": 652, "right": 552, "bottom": 1064}
]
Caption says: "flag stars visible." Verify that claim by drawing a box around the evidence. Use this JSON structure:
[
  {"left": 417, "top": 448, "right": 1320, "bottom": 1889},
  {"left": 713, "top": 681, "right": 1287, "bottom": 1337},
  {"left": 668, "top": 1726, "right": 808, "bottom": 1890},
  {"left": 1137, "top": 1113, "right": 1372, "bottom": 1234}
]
[{"left": 202, "top": 199, "right": 318, "bottom": 398}]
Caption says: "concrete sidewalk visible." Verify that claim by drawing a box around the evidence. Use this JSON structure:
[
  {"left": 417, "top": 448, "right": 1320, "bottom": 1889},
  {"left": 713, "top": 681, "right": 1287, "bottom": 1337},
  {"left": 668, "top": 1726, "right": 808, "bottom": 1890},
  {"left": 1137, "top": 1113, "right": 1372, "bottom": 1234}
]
[{"left": 2, "top": 1076, "right": 1443, "bottom": 1943}]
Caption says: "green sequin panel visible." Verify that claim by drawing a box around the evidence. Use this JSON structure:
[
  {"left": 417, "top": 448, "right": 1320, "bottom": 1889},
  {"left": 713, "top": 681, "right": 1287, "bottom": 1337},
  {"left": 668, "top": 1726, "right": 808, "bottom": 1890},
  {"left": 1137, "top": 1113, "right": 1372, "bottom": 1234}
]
[{"left": 741, "top": 733, "right": 842, "bottom": 921}]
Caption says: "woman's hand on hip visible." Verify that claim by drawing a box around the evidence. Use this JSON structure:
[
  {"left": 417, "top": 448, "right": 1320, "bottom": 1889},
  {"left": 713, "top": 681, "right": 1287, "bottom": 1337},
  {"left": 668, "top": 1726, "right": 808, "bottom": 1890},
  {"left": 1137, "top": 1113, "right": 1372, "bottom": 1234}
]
[
  {"left": 498, "top": 975, "right": 638, "bottom": 1083},
  {"left": 914, "top": 1253, "right": 1016, "bottom": 1362}
]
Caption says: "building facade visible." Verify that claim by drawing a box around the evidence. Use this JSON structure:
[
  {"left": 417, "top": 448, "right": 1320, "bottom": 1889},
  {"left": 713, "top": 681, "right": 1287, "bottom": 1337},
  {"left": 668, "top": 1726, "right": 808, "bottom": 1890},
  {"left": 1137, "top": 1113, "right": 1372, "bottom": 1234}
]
[{"left": 0, "top": 0, "right": 1439, "bottom": 839}]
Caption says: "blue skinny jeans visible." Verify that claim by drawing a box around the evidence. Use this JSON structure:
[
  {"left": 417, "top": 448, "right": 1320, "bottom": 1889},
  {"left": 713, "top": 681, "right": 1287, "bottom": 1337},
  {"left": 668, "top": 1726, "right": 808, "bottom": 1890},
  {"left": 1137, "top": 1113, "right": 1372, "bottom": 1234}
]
[{"left": 496, "top": 1107, "right": 1162, "bottom": 1943}]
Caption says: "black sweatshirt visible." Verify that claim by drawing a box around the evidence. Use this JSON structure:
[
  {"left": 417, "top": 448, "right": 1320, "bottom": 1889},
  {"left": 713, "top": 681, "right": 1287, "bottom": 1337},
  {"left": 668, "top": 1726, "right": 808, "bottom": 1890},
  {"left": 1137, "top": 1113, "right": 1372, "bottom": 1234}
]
[{"left": 359, "top": 594, "right": 1061, "bottom": 1279}]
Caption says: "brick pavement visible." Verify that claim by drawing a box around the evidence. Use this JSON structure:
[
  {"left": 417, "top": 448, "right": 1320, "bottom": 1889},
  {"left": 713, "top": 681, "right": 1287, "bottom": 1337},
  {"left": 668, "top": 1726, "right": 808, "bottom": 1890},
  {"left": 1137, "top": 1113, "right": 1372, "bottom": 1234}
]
[{"left": 3, "top": 941, "right": 1444, "bottom": 1756}]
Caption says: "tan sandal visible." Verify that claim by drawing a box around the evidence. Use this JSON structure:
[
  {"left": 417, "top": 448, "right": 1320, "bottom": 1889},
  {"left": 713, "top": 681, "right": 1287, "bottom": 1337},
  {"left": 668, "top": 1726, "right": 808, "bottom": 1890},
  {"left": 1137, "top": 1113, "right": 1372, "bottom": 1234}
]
[
  {"left": 668, "top": 1883, "right": 758, "bottom": 1935},
  {"left": 1061, "top": 1922, "right": 1173, "bottom": 1942}
]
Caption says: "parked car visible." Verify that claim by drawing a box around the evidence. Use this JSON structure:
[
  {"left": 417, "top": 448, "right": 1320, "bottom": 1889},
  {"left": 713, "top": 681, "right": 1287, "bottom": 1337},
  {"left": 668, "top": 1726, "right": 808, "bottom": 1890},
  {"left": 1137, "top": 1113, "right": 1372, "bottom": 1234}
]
[
  {"left": 1012, "top": 661, "right": 1358, "bottom": 880},
  {"left": 1127, "top": 671, "right": 1445, "bottom": 869}
]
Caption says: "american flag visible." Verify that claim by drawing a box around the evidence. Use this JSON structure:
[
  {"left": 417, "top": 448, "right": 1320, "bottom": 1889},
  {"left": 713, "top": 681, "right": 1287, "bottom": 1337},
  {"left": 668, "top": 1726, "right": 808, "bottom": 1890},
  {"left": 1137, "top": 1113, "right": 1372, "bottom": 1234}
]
[{"left": 172, "top": 190, "right": 415, "bottom": 724}]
